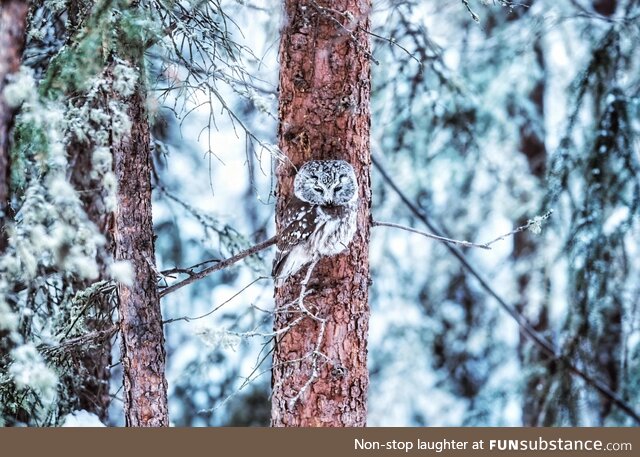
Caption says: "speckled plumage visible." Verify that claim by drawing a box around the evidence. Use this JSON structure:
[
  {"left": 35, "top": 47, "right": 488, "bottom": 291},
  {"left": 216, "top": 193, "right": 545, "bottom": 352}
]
[{"left": 273, "top": 160, "right": 358, "bottom": 285}]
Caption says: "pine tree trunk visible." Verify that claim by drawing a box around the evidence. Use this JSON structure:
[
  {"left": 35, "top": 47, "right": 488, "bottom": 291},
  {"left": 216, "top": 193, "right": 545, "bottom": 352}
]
[
  {"left": 113, "top": 74, "right": 169, "bottom": 427},
  {"left": 67, "top": 135, "right": 115, "bottom": 422},
  {"left": 271, "top": 0, "right": 371, "bottom": 427},
  {"left": 0, "top": 0, "right": 28, "bottom": 424},
  {"left": 0, "top": 0, "right": 28, "bottom": 251},
  {"left": 59, "top": 1, "right": 119, "bottom": 424}
]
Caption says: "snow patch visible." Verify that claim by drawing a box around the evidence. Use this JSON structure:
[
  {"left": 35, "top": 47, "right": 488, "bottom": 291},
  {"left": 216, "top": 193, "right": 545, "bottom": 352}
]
[
  {"left": 61, "top": 410, "right": 106, "bottom": 427},
  {"left": 109, "top": 261, "right": 135, "bottom": 286}
]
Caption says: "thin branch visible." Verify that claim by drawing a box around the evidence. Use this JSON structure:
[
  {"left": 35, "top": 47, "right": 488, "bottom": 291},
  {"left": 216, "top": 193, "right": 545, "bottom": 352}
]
[
  {"left": 288, "top": 319, "right": 328, "bottom": 409},
  {"left": 373, "top": 210, "right": 554, "bottom": 250},
  {"left": 227, "top": 315, "right": 305, "bottom": 339},
  {"left": 367, "top": 29, "right": 422, "bottom": 67},
  {"left": 482, "top": 210, "right": 554, "bottom": 247},
  {"left": 158, "top": 236, "right": 276, "bottom": 298},
  {"left": 162, "top": 276, "right": 267, "bottom": 323},
  {"left": 461, "top": 0, "right": 481, "bottom": 22},
  {"left": 372, "top": 153, "right": 640, "bottom": 425},
  {"left": 160, "top": 258, "right": 219, "bottom": 277},
  {"left": 198, "top": 344, "right": 275, "bottom": 415},
  {"left": 373, "top": 220, "right": 491, "bottom": 249},
  {"left": 283, "top": 260, "right": 329, "bottom": 407},
  {"left": 295, "top": 260, "right": 323, "bottom": 320},
  {"left": 40, "top": 325, "right": 119, "bottom": 356}
]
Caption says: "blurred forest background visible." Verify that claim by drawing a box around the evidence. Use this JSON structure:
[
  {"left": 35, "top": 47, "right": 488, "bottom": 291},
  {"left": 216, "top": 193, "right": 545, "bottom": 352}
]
[{"left": 1, "top": 0, "right": 640, "bottom": 426}]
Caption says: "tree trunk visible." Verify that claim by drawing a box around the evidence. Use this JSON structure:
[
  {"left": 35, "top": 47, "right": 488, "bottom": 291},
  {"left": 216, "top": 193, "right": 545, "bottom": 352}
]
[
  {"left": 66, "top": 136, "right": 115, "bottom": 422},
  {"left": 58, "top": 1, "right": 121, "bottom": 424},
  {"left": 0, "top": 0, "right": 28, "bottom": 425},
  {"left": 271, "top": 0, "right": 372, "bottom": 427},
  {"left": 113, "top": 72, "right": 169, "bottom": 427},
  {"left": 0, "top": 0, "right": 28, "bottom": 251}
]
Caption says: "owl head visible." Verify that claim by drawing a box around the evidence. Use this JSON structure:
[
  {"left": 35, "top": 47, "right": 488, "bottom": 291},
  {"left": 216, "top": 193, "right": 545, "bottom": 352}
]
[{"left": 293, "top": 160, "right": 358, "bottom": 206}]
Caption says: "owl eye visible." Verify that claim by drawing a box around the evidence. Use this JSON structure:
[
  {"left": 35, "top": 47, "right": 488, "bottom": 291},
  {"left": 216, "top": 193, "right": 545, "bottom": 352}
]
[
  {"left": 334, "top": 185, "right": 343, "bottom": 192},
  {"left": 313, "top": 186, "right": 323, "bottom": 193}
]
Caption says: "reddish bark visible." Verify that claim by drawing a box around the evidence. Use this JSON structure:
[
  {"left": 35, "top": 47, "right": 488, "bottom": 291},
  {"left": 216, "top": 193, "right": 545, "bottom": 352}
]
[
  {"left": 67, "top": 135, "right": 115, "bottom": 422},
  {"left": 0, "top": 0, "right": 28, "bottom": 250},
  {"left": 271, "top": 0, "right": 371, "bottom": 427},
  {"left": 113, "top": 78, "right": 169, "bottom": 427}
]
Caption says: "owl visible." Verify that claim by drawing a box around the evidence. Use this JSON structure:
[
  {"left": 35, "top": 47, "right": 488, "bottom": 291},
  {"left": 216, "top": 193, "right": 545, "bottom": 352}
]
[{"left": 273, "top": 160, "right": 359, "bottom": 286}]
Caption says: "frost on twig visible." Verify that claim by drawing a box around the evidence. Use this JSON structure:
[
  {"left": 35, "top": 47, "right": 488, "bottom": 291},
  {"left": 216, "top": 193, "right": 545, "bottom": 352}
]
[
  {"left": 373, "top": 209, "right": 553, "bottom": 250},
  {"left": 482, "top": 210, "right": 554, "bottom": 246},
  {"left": 373, "top": 221, "right": 492, "bottom": 249}
]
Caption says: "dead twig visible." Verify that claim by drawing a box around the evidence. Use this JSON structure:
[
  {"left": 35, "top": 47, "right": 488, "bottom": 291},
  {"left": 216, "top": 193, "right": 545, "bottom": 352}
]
[
  {"left": 373, "top": 210, "right": 553, "bottom": 250},
  {"left": 158, "top": 236, "right": 277, "bottom": 298}
]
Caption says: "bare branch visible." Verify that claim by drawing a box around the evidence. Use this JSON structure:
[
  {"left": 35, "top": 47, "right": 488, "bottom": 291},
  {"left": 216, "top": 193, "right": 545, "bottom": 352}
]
[
  {"left": 158, "top": 236, "right": 276, "bottom": 298},
  {"left": 160, "top": 259, "right": 219, "bottom": 277},
  {"left": 482, "top": 210, "right": 554, "bottom": 247},
  {"left": 373, "top": 210, "right": 553, "bottom": 250},
  {"left": 373, "top": 220, "right": 491, "bottom": 249},
  {"left": 227, "top": 315, "right": 305, "bottom": 339},
  {"left": 40, "top": 325, "right": 119, "bottom": 356},
  {"left": 461, "top": 0, "right": 481, "bottom": 23},
  {"left": 162, "top": 277, "right": 267, "bottom": 323},
  {"left": 367, "top": 29, "right": 422, "bottom": 67}
]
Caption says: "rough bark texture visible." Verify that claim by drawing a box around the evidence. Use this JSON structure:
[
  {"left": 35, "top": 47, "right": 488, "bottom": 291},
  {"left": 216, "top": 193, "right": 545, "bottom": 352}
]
[
  {"left": 67, "top": 135, "right": 115, "bottom": 422},
  {"left": 271, "top": 0, "right": 371, "bottom": 427},
  {"left": 114, "top": 81, "right": 169, "bottom": 427},
  {"left": 55, "top": 1, "right": 116, "bottom": 423},
  {"left": 0, "top": 0, "right": 28, "bottom": 250}
]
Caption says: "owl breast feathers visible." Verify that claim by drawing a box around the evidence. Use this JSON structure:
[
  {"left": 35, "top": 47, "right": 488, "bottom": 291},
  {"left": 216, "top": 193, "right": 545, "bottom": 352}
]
[{"left": 273, "top": 160, "right": 359, "bottom": 285}]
